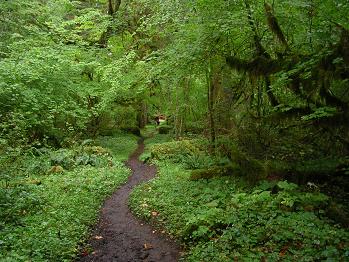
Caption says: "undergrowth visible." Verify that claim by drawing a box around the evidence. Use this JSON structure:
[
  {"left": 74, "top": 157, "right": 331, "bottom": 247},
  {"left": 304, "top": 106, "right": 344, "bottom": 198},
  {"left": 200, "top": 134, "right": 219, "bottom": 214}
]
[
  {"left": 129, "top": 135, "right": 349, "bottom": 261},
  {"left": 139, "top": 125, "right": 173, "bottom": 162},
  {"left": 0, "top": 133, "right": 138, "bottom": 261}
]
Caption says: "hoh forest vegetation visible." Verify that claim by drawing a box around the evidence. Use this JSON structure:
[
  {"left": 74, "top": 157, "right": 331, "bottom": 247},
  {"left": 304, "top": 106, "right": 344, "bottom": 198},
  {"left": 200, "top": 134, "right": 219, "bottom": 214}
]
[{"left": 1, "top": 0, "right": 349, "bottom": 261}]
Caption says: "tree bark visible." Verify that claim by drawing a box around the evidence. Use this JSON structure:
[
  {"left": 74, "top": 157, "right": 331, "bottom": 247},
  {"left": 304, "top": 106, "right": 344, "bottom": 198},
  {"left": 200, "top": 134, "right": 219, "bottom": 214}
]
[
  {"left": 137, "top": 102, "right": 147, "bottom": 128},
  {"left": 115, "top": 0, "right": 121, "bottom": 12},
  {"left": 265, "top": 76, "right": 279, "bottom": 107},
  {"left": 108, "top": 0, "right": 114, "bottom": 16},
  {"left": 207, "top": 65, "right": 220, "bottom": 152},
  {"left": 98, "top": 0, "right": 122, "bottom": 47}
]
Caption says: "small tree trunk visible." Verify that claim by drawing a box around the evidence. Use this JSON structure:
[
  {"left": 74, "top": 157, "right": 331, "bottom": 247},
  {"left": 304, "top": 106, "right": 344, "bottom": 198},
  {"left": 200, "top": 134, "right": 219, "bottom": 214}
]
[
  {"left": 115, "top": 0, "right": 121, "bottom": 12},
  {"left": 108, "top": 0, "right": 114, "bottom": 15},
  {"left": 175, "top": 83, "right": 181, "bottom": 139},
  {"left": 265, "top": 76, "right": 279, "bottom": 107},
  {"left": 137, "top": 102, "right": 147, "bottom": 128},
  {"left": 207, "top": 65, "right": 219, "bottom": 152},
  {"left": 98, "top": 0, "right": 122, "bottom": 47}
]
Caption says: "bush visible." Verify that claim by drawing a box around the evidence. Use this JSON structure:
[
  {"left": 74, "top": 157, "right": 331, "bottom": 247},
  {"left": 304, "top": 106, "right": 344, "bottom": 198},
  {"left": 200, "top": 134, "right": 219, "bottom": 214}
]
[
  {"left": 149, "top": 139, "right": 203, "bottom": 162},
  {"left": 0, "top": 133, "right": 138, "bottom": 261},
  {"left": 130, "top": 162, "right": 349, "bottom": 261},
  {"left": 158, "top": 125, "right": 172, "bottom": 134},
  {"left": 189, "top": 165, "right": 237, "bottom": 180},
  {"left": 0, "top": 166, "right": 131, "bottom": 261},
  {"left": 227, "top": 146, "right": 267, "bottom": 183},
  {"left": 120, "top": 126, "right": 141, "bottom": 136}
]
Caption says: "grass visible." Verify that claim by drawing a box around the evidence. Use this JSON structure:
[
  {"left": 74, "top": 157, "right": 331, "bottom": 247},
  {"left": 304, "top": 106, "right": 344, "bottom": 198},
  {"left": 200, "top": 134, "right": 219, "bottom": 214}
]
[
  {"left": 129, "top": 134, "right": 349, "bottom": 261},
  {"left": 95, "top": 132, "right": 139, "bottom": 162},
  {"left": 0, "top": 133, "right": 138, "bottom": 261}
]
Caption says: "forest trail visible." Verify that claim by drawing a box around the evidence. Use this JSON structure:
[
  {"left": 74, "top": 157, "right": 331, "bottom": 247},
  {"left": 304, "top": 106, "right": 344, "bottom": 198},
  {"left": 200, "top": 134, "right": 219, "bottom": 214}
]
[{"left": 78, "top": 138, "right": 180, "bottom": 262}]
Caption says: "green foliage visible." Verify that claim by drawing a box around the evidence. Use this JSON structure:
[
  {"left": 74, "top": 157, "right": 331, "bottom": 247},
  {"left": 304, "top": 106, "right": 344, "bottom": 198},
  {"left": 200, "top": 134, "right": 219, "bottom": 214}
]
[
  {"left": 180, "top": 154, "right": 216, "bottom": 170},
  {"left": 189, "top": 165, "right": 236, "bottom": 180},
  {"left": 1, "top": 166, "right": 129, "bottom": 261},
  {"left": 0, "top": 185, "right": 43, "bottom": 228},
  {"left": 95, "top": 133, "right": 139, "bottom": 162},
  {"left": 0, "top": 43, "right": 99, "bottom": 146},
  {"left": 144, "top": 133, "right": 173, "bottom": 146},
  {"left": 292, "top": 157, "right": 349, "bottom": 177},
  {"left": 139, "top": 128, "right": 173, "bottom": 162},
  {"left": 0, "top": 134, "right": 137, "bottom": 261},
  {"left": 0, "top": 0, "right": 142, "bottom": 149},
  {"left": 301, "top": 107, "right": 338, "bottom": 121},
  {"left": 130, "top": 162, "right": 349, "bottom": 261},
  {"left": 158, "top": 125, "right": 172, "bottom": 134},
  {"left": 1, "top": 0, "right": 349, "bottom": 261},
  {"left": 149, "top": 139, "right": 204, "bottom": 162}
]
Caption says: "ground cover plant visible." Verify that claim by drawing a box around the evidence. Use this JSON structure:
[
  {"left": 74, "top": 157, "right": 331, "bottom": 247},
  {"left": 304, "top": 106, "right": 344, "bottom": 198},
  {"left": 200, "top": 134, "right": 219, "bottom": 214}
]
[
  {"left": 1, "top": 0, "right": 348, "bottom": 260},
  {"left": 129, "top": 136, "right": 349, "bottom": 261},
  {"left": 0, "top": 134, "right": 138, "bottom": 261}
]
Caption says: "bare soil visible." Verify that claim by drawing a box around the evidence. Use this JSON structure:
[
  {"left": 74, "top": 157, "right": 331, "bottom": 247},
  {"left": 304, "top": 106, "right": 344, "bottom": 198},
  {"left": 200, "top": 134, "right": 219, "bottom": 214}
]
[{"left": 78, "top": 139, "right": 180, "bottom": 262}]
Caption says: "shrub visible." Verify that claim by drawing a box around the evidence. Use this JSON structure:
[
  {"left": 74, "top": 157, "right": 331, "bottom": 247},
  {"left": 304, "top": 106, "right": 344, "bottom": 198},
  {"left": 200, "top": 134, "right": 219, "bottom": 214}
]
[
  {"left": 0, "top": 133, "right": 138, "bottom": 261},
  {"left": 189, "top": 165, "right": 237, "bottom": 180},
  {"left": 180, "top": 153, "right": 215, "bottom": 170},
  {"left": 158, "top": 125, "right": 172, "bottom": 134},
  {"left": 130, "top": 156, "right": 349, "bottom": 261}
]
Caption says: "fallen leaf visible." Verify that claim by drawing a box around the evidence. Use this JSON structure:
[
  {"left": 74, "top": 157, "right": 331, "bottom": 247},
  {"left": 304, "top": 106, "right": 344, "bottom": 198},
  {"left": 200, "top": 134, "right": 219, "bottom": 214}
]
[
  {"left": 279, "top": 244, "right": 290, "bottom": 256},
  {"left": 143, "top": 243, "right": 153, "bottom": 250},
  {"left": 94, "top": 235, "right": 103, "bottom": 240},
  {"left": 81, "top": 250, "right": 89, "bottom": 257}
]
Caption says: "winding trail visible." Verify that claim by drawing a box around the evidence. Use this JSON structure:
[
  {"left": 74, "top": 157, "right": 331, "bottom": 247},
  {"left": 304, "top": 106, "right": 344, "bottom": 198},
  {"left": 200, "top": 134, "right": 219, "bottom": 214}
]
[{"left": 79, "top": 138, "right": 180, "bottom": 262}]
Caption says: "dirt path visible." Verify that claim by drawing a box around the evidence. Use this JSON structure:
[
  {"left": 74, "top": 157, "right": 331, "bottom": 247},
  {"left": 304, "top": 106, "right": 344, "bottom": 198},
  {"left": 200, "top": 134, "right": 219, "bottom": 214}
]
[{"left": 78, "top": 139, "right": 180, "bottom": 262}]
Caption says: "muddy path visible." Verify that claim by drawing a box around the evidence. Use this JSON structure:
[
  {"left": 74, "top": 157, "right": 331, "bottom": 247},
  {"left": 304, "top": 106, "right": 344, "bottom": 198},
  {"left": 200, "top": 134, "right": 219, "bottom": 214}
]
[{"left": 78, "top": 138, "right": 180, "bottom": 262}]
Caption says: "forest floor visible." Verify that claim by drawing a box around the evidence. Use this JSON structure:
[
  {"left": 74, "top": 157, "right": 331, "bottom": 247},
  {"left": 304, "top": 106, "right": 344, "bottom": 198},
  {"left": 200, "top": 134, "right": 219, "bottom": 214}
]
[{"left": 78, "top": 138, "right": 180, "bottom": 262}]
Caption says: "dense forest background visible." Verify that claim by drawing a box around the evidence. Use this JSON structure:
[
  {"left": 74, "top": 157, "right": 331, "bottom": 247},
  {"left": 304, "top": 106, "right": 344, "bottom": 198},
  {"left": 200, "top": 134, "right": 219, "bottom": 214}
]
[
  {"left": 1, "top": 0, "right": 348, "bottom": 164},
  {"left": 1, "top": 0, "right": 349, "bottom": 261}
]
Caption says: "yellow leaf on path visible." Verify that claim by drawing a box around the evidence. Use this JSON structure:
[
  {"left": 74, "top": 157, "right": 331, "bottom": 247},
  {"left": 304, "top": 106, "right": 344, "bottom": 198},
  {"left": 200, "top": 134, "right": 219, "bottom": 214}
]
[{"left": 143, "top": 243, "right": 153, "bottom": 250}]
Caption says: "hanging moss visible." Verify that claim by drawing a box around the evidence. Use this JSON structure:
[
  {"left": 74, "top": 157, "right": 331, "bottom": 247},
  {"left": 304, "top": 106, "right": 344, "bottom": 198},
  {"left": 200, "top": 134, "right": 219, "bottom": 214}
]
[
  {"left": 226, "top": 56, "right": 280, "bottom": 76},
  {"left": 264, "top": 2, "right": 289, "bottom": 49}
]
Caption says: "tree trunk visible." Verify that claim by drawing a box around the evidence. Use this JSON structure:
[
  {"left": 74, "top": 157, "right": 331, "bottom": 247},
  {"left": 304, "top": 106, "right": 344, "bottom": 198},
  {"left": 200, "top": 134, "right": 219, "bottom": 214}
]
[
  {"left": 115, "top": 0, "right": 121, "bottom": 12},
  {"left": 207, "top": 65, "right": 219, "bottom": 152},
  {"left": 174, "top": 82, "right": 181, "bottom": 139},
  {"left": 137, "top": 102, "right": 147, "bottom": 128},
  {"left": 108, "top": 0, "right": 114, "bottom": 16},
  {"left": 265, "top": 76, "right": 278, "bottom": 107},
  {"left": 98, "top": 0, "right": 122, "bottom": 47}
]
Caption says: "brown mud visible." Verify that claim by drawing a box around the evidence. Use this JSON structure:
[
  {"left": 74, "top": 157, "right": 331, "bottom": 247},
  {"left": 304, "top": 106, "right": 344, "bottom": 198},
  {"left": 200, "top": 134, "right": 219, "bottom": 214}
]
[{"left": 78, "top": 138, "right": 180, "bottom": 262}]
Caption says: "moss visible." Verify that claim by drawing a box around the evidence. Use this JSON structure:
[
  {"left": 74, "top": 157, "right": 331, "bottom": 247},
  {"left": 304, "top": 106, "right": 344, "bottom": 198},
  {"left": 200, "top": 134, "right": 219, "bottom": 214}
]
[{"left": 189, "top": 165, "right": 237, "bottom": 180}]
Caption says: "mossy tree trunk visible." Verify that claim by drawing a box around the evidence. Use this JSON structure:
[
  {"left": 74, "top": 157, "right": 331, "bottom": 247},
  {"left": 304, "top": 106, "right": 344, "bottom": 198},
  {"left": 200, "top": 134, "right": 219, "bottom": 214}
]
[
  {"left": 137, "top": 102, "right": 148, "bottom": 129},
  {"left": 207, "top": 63, "right": 221, "bottom": 152}
]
